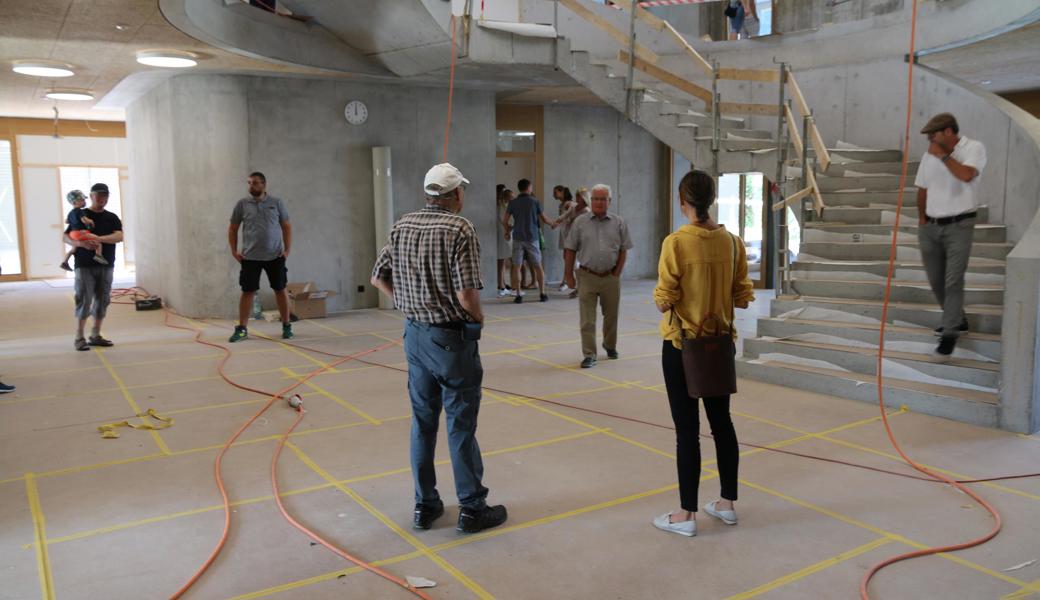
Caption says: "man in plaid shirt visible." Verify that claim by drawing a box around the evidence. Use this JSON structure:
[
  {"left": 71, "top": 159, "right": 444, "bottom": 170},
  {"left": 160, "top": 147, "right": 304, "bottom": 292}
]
[{"left": 371, "top": 163, "right": 508, "bottom": 535}]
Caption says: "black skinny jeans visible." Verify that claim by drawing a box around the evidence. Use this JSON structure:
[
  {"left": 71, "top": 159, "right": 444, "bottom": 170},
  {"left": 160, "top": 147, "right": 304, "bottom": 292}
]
[{"left": 661, "top": 340, "right": 739, "bottom": 512}]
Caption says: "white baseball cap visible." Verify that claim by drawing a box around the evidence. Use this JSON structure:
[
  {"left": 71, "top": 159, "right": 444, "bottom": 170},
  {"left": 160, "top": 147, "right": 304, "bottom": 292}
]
[{"left": 424, "top": 163, "right": 470, "bottom": 195}]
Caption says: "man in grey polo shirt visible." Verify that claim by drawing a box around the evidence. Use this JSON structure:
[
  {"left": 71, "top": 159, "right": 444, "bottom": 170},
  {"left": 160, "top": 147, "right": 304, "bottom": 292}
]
[
  {"left": 228, "top": 171, "right": 293, "bottom": 342},
  {"left": 563, "top": 183, "right": 633, "bottom": 368},
  {"left": 914, "top": 113, "right": 987, "bottom": 357}
]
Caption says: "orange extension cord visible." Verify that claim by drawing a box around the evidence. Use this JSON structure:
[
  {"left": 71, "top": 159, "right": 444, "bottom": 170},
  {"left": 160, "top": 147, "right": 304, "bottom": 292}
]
[
  {"left": 860, "top": 1, "right": 1002, "bottom": 597},
  {"left": 145, "top": 305, "right": 428, "bottom": 600}
]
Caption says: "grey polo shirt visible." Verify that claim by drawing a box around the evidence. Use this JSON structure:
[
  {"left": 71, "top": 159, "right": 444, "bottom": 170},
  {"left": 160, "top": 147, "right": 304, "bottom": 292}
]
[
  {"left": 230, "top": 194, "right": 289, "bottom": 261},
  {"left": 564, "top": 212, "right": 633, "bottom": 273}
]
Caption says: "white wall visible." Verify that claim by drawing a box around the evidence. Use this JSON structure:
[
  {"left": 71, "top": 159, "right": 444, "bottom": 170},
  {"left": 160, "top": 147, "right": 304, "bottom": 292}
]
[{"left": 16, "top": 135, "right": 128, "bottom": 278}]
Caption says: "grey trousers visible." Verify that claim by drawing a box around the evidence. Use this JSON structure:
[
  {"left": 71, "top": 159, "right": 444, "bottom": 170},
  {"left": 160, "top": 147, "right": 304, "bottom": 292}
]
[{"left": 918, "top": 217, "right": 974, "bottom": 337}]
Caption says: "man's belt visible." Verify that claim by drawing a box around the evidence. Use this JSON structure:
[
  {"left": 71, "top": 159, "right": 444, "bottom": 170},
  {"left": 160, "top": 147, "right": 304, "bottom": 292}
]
[
  {"left": 579, "top": 265, "right": 614, "bottom": 277},
  {"left": 925, "top": 211, "right": 976, "bottom": 226}
]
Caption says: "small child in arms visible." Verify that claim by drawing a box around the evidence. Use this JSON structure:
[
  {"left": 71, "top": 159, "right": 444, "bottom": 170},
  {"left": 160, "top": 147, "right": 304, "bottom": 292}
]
[{"left": 60, "top": 189, "right": 108, "bottom": 271}]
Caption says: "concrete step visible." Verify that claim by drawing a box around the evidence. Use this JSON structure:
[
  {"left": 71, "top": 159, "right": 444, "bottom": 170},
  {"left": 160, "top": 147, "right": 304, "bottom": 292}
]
[
  {"left": 819, "top": 191, "right": 912, "bottom": 207},
  {"left": 803, "top": 223, "right": 1007, "bottom": 243},
  {"left": 743, "top": 337, "right": 999, "bottom": 389},
  {"left": 695, "top": 136, "right": 776, "bottom": 151},
  {"left": 818, "top": 205, "right": 989, "bottom": 224},
  {"left": 756, "top": 317, "right": 1002, "bottom": 361},
  {"left": 790, "top": 278, "right": 1004, "bottom": 305},
  {"left": 799, "top": 240, "right": 1013, "bottom": 261},
  {"left": 827, "top": 148, "right": 903, "bottom": 163},
  {"left": 770, "top": 296, "right": 1003, "bottom": 334},
  {"left": 823, "top": 161, "right": 918, "bottom": 176},
  {"left": 655, "top": 102, "right": 747, "bottom": 128},
  {"left": 816, "top": 175, "right": 907, "bottom": 192},
  {"left": 736, "top": 359, "right": 998, "bottom": 428},
  {"left": 790, "top": 259, "right": 1006, "bottom": 277},
  {"left": 676, "top": 123, "right": 774, "bottom": 140}
]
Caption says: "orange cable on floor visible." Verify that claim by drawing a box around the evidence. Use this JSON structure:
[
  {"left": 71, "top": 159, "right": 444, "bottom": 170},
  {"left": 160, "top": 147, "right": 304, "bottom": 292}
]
[
  {"left": 149, "top": 307, "right": 424, "bottom": 600},
  {"left": 861, "top": 1, "right": 1002, "bottom": 597}
]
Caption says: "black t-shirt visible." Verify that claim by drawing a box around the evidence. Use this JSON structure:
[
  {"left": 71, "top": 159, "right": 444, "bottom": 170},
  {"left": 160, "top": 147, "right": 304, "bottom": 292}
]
[{"left": 65, "top": 209, "right": 122, "bottom": 268}]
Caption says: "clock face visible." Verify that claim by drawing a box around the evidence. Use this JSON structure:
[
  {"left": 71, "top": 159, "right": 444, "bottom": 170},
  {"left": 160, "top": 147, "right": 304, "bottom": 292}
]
[{"left": 344, "top": 100, "right": 368, "bottom": 125}]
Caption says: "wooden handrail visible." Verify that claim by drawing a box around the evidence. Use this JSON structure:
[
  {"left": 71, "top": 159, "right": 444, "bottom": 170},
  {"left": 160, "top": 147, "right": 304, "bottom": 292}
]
[
  {"left": 609, "top": 0, "right": 668, "bottom": 31},
  {"left": 771, "top": 185, "right": 814, "bottom": 212},
  {"left": 718, "top": 68, "right": 780, "bottom": 82},
  {"left": 785, "top": 71, "right": 832, "bottom": 172},
  {"left": 806, "top": 168, "right": 825, "bottom": 218},
  {"left": 718, "top": 101, "right": 779, "bottom": 116},
  {"left": 784, "top": 103, "right": 803, "bottom": 158},
  {"left": 660, "top": 21, "right": 713, "bottom": 77},
  {"left": 558, "top": 0, "right": 660, "bottom": 64},
  {"left": 618, "top": 49, "right": 711, "bottom": 104}
]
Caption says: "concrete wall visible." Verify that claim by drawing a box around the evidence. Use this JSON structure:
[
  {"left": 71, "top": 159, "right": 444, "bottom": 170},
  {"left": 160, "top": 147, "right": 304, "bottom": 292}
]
[
  {"left": 541, "top": 104, "right": 670, "bottom": 282},
  {"left": 128, "top": 74, "right": 496, "bottom": 318}
]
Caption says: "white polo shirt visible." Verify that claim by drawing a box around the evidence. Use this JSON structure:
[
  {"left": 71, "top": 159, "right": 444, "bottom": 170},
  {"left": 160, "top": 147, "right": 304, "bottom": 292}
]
[{"left": 913, "top": 136, "right": 987, "bottom": 219}]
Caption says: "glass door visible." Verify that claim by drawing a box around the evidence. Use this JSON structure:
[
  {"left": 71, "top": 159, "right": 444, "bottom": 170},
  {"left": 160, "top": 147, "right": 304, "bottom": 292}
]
[
  {"left": 718, "top": 172, "right": 767, "bottom": 288},
  {"left": 0, "top": 139, "right": 24, "bottom": 279}
]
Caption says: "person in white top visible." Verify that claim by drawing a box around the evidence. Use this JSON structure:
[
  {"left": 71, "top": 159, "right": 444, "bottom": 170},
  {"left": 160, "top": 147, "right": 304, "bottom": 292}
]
[{"left": 913, "top": 112, "right": 987, "bottom": 357}]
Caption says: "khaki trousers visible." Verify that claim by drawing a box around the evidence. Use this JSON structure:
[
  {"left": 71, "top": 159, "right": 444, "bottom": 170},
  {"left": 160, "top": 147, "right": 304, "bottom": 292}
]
[{"left": 577, "top": 270, "right": 621, "bottom": 358}]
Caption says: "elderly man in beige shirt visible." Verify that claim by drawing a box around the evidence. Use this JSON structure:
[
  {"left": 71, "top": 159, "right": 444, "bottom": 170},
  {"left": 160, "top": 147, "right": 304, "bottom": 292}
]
[{"left": 563, "top": 183, "right": 634, "bottom": 368}]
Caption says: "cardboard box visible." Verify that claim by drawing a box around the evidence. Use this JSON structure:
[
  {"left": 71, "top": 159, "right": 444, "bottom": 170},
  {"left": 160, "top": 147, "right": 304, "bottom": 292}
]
[{"left": 286, "top": 282, "right": 337, "bottom": 319}]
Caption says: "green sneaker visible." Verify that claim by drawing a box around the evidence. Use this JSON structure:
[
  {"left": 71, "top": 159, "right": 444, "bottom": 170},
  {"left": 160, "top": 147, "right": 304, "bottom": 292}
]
[
  {"left": 282, "top": 323, "right": 294, "bottom": 340},
  {"left": 228, "top": 326, "right": 248, "bottom": 343}
]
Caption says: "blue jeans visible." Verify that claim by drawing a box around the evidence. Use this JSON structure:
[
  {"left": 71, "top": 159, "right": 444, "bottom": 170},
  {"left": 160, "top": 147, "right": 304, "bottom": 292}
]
[{"left": 403, "top": 320, "right": 488, "bottom": 509}]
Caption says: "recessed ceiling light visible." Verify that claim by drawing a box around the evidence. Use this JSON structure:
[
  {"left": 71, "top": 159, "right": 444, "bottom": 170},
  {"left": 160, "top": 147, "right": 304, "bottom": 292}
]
[
  {"left": 12, "top": 60, "right": 75, "bottom": 78},
  {"left": 45, "top": 89, "right": 94, "bottom": 101},
  {"left": 514, "top": 131, "right": 536, "bottom": 137},
  {"left": 115, "top": 23, "right": 130, "bottom": 31},
  {"left": 980, "top": 80, "right": 993, "bottom": 85},
  {"left": 136, "top": 50, "right": 198, "bottom": 68}
]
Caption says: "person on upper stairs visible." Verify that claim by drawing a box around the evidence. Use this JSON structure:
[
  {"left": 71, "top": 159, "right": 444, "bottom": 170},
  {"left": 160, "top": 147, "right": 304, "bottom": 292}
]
[{"left": 914, "top": 112, "right": 987, "bottom": 358}]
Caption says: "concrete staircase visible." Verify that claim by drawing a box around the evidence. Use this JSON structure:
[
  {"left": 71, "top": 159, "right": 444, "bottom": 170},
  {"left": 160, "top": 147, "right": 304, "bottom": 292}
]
[
  {"left": 737, "top": 153, "right": 1006, "bottom": 427},
  {"left": 547, "top": 4, "right": 1006, "bottom": 428}
]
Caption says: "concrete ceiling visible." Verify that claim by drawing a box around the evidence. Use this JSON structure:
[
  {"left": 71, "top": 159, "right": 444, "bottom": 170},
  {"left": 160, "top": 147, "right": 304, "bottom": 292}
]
[
  {"left": 918, "top": 22, "right": 1040, "bottom": 94},
  {"left": 0, "top": 0, "right": 337, "bottom": 121}
]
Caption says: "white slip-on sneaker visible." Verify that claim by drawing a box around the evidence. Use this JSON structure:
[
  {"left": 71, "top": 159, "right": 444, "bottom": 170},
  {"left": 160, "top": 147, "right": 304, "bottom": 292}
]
[
  {"left": 704, "top": 501, "right": 738, "bottom": 525},
  {"left": 652, "top": 512, "right": 696, "bottom": 537}
]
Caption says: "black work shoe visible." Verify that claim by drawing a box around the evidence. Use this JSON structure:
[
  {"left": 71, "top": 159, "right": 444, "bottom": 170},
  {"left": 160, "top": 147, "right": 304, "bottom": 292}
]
[
  {"left": 539, "top": 293, "right": 548, "bottom": 302},
  {"left": 934, "top": 319, "right": 969, "bottom": 335},
  {"left": 605, "top": 348, "right": 619, "bottom": 360},
  {"left": 513, "top": 295, "right": 523, "bottom": 304},
  {"left": 457, "top": 504, "right": 507, "bottom": 534},
  {"left": 935, "top": 336, "right": 957, "bottom": 357},
  {"left": 88, "top": 335, "right": 114, "bottom": 347},
  {"left": 580, "top": 357, "right": 597, "bottom": 368},
  {"left": 413, "top": 502, "right": 445, "bottom": 530}
]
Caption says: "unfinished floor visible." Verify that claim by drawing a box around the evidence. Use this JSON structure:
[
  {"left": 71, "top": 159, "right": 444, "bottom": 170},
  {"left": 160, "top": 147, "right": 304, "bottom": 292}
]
[{"left": 2, "top": 278, "right": 1040, "bottom": 600}]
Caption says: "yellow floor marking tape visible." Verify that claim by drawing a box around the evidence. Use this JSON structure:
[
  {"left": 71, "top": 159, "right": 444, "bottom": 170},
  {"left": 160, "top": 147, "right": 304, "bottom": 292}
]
[
  {"left": 94, "top": 348, "right": 171, "bottom": 455},
  {"left": 285, "top": 442, "right": 495, "bottom": 600},
  {"left": 735, "top": 477, "right": 1040, "bottom": 594},
  {"left": 18, "top": 347, "right": 277, "bottom": 380},
  {"left": 227, "top": 550, "right": 426, "bottom": 600},
  {"left": 25, "top": 473, "right": 56, "bottom": 600},
  {"left": 725, "top": 536, "right": 895, "bottom": 600},
  {"left": 26, "top": 429, "right": 603, "bottom": 549},
  {"left": 280, "top": 367, "right": 381, "bottom": 425},
  {"left": 514, "top": 351, "right": 631, "bottom": 388},
  {"left": 97, "top": 408, "right": 173, "bottom": 439},
  {"left": 229, "top": 479, "right": 684, "bottom": 600},
  {"left": 1003, "top": 578, "right": 1040, "bottom": 600}
]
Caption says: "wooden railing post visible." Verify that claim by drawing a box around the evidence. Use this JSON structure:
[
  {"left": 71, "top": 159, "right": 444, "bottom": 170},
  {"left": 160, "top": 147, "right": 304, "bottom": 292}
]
[{"left": 775, "top": 62, "right": 790, "bottom": 295}]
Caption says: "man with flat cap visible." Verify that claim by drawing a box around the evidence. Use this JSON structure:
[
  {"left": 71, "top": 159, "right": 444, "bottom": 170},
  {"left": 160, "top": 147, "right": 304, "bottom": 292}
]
[
  {"left": 371, "top": 163, "right": 507, "bottom": 535},
  {"left": 914, "top": 112, "right": 987, "bottom": 357}
]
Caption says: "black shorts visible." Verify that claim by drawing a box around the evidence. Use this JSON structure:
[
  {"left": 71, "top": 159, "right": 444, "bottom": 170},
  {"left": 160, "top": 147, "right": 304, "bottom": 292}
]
[{"left": 240, "top": 256, "right": 287, "bottom": 292}]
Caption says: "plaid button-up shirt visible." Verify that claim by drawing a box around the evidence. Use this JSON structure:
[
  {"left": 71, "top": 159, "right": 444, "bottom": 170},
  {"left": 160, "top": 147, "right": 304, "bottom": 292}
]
[{"left": 371, "top": 205, "right": 483, "bottom": 324}]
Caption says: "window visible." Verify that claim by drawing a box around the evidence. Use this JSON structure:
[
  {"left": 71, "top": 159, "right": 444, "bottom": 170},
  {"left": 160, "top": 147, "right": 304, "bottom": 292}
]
[{"left": 0, "top": 140, "right": 22, "bottom": 276}]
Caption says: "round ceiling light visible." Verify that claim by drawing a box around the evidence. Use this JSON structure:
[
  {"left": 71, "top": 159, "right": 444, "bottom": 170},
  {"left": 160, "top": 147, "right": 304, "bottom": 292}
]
[
  {"left": 12, "top": 60, "right": 75, "bottom": 78},
  {"left": 136, "top": 50, "right": 198, "bottom": 68},
  {"left": 45, "top": 89, "right": 94, "bottom": 101}
]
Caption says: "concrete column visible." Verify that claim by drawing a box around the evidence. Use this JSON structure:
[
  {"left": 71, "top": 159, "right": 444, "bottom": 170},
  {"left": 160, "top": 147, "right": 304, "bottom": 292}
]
[{"left": 372, "top": 146, "right": 394, "bottom": 309}]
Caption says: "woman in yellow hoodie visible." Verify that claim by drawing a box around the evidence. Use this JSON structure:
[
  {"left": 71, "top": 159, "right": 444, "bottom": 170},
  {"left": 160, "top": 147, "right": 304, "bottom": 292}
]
[{"left": 651, "top": 170, "right": 754, "bottom": 537}]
